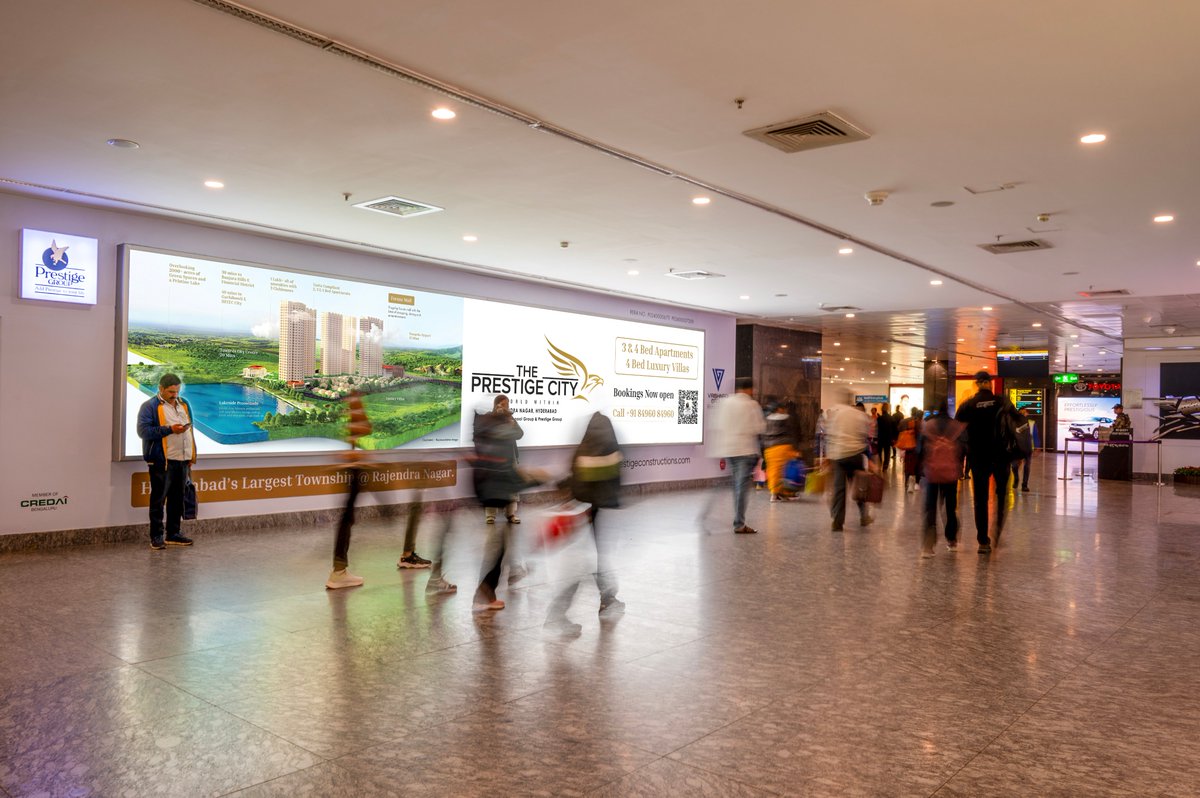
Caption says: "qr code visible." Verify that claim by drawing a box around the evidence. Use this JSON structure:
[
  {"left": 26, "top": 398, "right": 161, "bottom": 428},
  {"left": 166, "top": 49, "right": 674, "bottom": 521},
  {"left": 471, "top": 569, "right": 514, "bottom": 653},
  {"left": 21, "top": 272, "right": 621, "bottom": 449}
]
[{"left": 678, "top": 390, "right": 699, "bottom": 424}]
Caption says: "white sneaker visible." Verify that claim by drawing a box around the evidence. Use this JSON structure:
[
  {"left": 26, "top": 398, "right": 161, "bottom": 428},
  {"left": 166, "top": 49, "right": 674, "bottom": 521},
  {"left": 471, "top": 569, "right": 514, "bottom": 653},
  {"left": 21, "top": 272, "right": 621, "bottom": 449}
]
[{"left": 325, "top": 568, "right": 364, "bottom": 590}]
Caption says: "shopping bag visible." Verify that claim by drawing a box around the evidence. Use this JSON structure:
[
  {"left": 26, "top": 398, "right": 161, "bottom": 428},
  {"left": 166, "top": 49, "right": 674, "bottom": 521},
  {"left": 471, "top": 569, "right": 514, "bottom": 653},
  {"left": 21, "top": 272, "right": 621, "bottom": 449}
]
[
  {"left": 182, "top": 469, "right": 199, "bottom": 520},
  {"left": 784, "top": 458, "right": 806, "bottom": 491},
  {"left": 804, "top": 462, "right": 828, "bottom": 494},
  {"left": 538, "top": 501, "right": 591, "bottom": 549}
]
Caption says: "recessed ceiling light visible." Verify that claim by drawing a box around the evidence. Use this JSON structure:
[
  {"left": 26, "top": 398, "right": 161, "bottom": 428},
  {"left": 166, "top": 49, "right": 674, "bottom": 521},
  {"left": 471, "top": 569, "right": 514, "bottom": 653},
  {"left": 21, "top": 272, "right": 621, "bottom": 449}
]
[
  {"left": 817, "top": 350, "right": 822, "bottom": 354},
  {"left": 1099, "top": 350, "right": 1107, "bottom": 354},
  {"left": 1070, "top": 334, "right": 1079, "bottom": 339},
  {"left": 1154, "top": 214, "right": 1174, "bottom": 223},
  {"left": 204, "top": 180, "right": 224, "bottom": 189},
  {"left": 845, "top": 313, "right": 855, "bottom": 318},
  {"left": 1031, "top": 322, "right": 1042, "bottom": 328},
  {"left": 881, "top": 361, "right": 886, "bottom": 365},
  {"left": 1072, "top": 344, "right": 1080, "bottom": 347},
  {"left": 1177, "top": 346, "right": 1196, "bottom": 350},
  {"left": 838, "top": 247, "right": 854, "bottom": 255},
  {"left": 627, "top": 269, "right": 640, "bottom": 276},
  {"left": 870, "top": 371, "right": 875, "bottom": 374},
  {"left": 462, "top": 235, "right": 478, "bottom": 242},
  {"left": 834, "top": 342, "right": 841, "bottom": 346},
  {"left": 839, "top": 368, "right": 845, "bottom": 372},
  {"left": 431, "top": 107, "right": 456, "bottom": 120},
  {"left": 988, "top": 345, "right": 996, "bottom": 349},
  {"left": 1080, "top": 133, "right": 1107, "bottom": 144},
  {"left": 105, "top": 138, "right": 139, "bottom": 149},
  {"left": 1146, "top": 347, "right": 1163, "bottom": 351},
  {"left": 930, "top": 280, "right": 943, "bottom": 286},
  {"left": 780, "top": 344, "right": 789, "bottom": 349},
  {"left": 982, "top": 306, "right": 993, "bottom": 311},
  {"left": 957, "top": 338, "right": 965, "bottom": 342},
  {"left": 692, "top": 197, "right": 711, "bottom": 206},
  {"left": 739, "top": 295, "right": 749, "bottom": 300}
]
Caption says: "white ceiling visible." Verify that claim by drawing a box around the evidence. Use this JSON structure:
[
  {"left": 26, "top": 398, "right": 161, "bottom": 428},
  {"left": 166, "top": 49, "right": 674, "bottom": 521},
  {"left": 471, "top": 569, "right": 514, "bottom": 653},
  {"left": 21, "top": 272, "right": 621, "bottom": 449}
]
[{"left": 3, "top": 0, "right": 1199, "bottom": 376}]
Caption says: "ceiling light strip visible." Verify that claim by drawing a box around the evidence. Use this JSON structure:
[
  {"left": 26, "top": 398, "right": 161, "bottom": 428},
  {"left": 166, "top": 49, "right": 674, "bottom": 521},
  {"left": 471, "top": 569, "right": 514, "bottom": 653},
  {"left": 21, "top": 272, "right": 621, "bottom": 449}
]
[{"left": 196, "top": 0, "right": 1116, "bottom": 342}]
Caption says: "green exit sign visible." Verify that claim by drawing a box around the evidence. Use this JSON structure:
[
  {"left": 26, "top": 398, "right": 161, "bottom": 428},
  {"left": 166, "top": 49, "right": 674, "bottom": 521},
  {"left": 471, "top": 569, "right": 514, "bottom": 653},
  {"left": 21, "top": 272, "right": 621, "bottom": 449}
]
[{"left": 1054, "top": 373, "right": 1080, "bottom": 384}]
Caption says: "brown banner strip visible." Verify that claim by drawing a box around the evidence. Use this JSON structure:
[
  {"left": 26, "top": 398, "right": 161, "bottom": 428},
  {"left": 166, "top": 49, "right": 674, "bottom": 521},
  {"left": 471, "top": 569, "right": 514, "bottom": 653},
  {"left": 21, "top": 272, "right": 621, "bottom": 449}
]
[{"left": 131, "top": 461, "right": 457, "bottom": 507}]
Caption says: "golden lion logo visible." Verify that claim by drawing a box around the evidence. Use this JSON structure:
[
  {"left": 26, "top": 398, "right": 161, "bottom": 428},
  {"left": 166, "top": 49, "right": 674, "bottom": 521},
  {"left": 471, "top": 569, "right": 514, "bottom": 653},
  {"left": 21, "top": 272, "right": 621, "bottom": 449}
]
[{"left": 546, "top": 337, "right": 604, "bottom": 400}]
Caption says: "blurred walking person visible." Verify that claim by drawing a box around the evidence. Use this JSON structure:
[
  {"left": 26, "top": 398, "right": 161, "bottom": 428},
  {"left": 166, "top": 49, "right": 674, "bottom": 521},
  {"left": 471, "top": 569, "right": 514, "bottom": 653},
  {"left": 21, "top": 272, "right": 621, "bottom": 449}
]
[
  {"left": 545, "top": 411, "right": 624, "bottom": 634},
  {"left": 877, "top": 402, "right": 896, "bottom": 472},
  {"left": 762, "top": 400, "right": 799, "bottom": 501},
  {"left": 471, "top": 395, "right": 527, "bottom": 610},
  {"left": 956, "top": 371, "right": 1024, "bottom": 552},
  {"left": 899, "top": 407, "right": 924, "bottom": 493},
  {"left": 918, "top": 399, "right": 964, "bottom": 557},
  {"left": 326, "top": 391, "right": 371, "bottom": 589},
  {"left": 826, "top": 399, "right": 872, "bottom": 532},
  {"left": 709, "top": 377, "right": 766, "bottom": 534}
]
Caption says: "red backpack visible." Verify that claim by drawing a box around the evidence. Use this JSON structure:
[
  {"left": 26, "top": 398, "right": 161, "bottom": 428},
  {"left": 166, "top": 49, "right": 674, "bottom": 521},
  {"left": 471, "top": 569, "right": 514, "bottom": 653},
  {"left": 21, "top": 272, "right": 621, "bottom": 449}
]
[{"left": 923, "top": 419, "right": 964, "bottom": 484}]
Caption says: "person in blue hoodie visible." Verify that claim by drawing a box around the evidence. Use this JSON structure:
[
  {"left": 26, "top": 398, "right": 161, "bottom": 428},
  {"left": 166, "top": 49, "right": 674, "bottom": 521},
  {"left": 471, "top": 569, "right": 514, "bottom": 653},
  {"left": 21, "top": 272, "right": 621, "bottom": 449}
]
[{"left": 136, "top": 373, "right": 197, "bottom": 550}]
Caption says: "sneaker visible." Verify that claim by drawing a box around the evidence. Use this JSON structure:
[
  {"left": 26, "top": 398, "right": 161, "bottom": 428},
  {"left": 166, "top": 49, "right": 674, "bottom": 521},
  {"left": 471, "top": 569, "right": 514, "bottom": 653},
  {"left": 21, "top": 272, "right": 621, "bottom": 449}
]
[
  {"left": 506, "top": 515, "right": 521, "bottom": 525},
  {"left": 920, "top": 549, "right": 936, "bottom": 559},
  {"left": 149, "top": 538, "right": 165, "bottom": 551},
  {"left": 599, "top": 598, "right": 625, "bottom": 615},
  {"left": 472, "top": 599, "right": 505, "bottom": 612},
  {"left": 978, "top": 544, "right": 992, "bottom": 554},
  {"left": 398, "top": 552, "right": 432, "bottom": 569},
  {"left": 1021, "top": 486, "right": 1030, "bottom": 493},
  {"left": 946, "top": 542, "right": 958, "bottom": 552},
  {"left": 860, "top": 515, "right": 874, "bottom": 527},
  {"left": 165, "top": 535, "right": 193, "bottom": 546},
  {"left": 425, "top": 577, "right": 457, "bottom": 594},
  {"left": 734, "top": 525, "right": 758, "bottom": 534},
  {"left": 485, "top": 516, "right": 496, "bottom": 525},
  {"left": 544, "top": 618, "right": 582, "bottom": 636},
  {"left": 508, "top": 563, "right": 529, "bottom": 584},
  {"left": 326, "top": 568, "right": 365, "bottom": 589}
]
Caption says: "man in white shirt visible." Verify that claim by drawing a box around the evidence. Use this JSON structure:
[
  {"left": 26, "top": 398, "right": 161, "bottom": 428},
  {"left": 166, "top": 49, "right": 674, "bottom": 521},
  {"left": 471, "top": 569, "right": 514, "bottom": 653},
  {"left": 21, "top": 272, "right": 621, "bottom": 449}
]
[
  {"left": 136, "top": 373, "right": 197, "bottom": 549},
  {"left": 826, "top": 399, "right": 872, "bottom": 532},
  {"left": 709, "top": 377, "right": 766, "bottom": 533}
]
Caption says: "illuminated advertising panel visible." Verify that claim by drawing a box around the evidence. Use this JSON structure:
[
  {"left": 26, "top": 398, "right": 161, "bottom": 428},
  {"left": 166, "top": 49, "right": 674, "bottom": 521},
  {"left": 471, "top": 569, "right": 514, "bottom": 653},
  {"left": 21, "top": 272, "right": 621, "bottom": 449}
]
[{"left": 119, "top": 246, "right": 704, "bottom": 457}]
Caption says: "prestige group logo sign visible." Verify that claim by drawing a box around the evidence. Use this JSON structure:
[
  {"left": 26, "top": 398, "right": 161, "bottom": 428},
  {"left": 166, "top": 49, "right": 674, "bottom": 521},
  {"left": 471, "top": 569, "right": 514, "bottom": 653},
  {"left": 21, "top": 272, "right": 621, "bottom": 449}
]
[{"left": 20, "top": 228, "right": 99, "bottom": 305}]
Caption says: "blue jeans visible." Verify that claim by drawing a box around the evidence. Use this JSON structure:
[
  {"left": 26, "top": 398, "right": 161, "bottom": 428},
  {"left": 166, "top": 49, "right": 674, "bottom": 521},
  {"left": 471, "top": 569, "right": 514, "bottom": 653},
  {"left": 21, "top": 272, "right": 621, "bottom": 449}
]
[{"left": 728, "top": 455, "right": 757, "bottom": 529}]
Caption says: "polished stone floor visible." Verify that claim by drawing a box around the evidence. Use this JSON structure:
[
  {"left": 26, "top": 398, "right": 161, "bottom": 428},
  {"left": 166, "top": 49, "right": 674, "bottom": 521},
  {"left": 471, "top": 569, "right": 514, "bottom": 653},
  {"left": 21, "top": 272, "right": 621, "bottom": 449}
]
[{"left": 2, "top": 457, "right": 1199, "bottom": 797}]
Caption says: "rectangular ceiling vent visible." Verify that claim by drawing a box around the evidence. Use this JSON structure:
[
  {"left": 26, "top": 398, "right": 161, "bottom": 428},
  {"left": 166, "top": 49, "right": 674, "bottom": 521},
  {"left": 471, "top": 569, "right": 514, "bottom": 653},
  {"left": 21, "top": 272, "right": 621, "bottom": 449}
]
[
  {"left": 743, "top": 111, "right": 870, "bottom": 154},
  {"left": 352, "top": 195, "right": 443, "bottom": 218},
  {"left": 665, "top": 269, "right": 724, "bottom": 280},
  {"left": 978, "top": 239, "right": 1051, "bottom": 255},
  {"left": 1077, "top": 289, "right": 1131, "bottom": 299},
  {"left": 818, "top": 305, "right": 862, "bottom": 313}
]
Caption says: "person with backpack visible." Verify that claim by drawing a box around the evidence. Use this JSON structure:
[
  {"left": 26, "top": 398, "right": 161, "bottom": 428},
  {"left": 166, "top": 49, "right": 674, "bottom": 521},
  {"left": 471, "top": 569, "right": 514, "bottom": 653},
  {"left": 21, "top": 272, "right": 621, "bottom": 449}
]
[
  {"left": 918, "top": 399, "right": 964, "bottom": 557},
  {"left": 898, "top": 407, "right": 923, "bottom": 493},
  {"left": 955, "top": 371, "right": 1025, "bottom": 552},
  {"left": 1009, "top": 407, "right": 1035, "bottom": 493}
]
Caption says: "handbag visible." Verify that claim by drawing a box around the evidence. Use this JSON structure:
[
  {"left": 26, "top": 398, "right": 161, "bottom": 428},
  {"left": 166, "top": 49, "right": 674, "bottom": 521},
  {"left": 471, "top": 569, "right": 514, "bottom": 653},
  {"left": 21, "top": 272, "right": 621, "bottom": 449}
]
[
  {"left": 537, "top": 500, "right": 591, "bottom": 549},
  {"left": 804, "top": 461, "right": 828, "bottom": 494},
  {"left": 853, "top": 471, "right": 884, "bottom": 503},
  {"left": 182, "top": 468, "right": 199, "bottom": 520}
]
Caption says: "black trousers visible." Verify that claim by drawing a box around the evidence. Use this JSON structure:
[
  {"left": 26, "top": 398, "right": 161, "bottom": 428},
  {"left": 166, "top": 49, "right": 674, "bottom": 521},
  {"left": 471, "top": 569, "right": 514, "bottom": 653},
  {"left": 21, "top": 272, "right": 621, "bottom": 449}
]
[
  {"left": 968, "top": 459, "right": 1010, "bottom": 545},
  {"left": 830, "top": 453, "right": 868, "bottom": 528},
  {"left": 333, "top": 467, "right": 364, "bottom": 570},
  {"left": 1011, "top": 458, "right": 1030, "bottom": 489},
  {"left": 148, "top": 460, "right": 189, "bottom": 541},
  {"left": 923, "top": 481, "right": 960, "bottom": 550}
]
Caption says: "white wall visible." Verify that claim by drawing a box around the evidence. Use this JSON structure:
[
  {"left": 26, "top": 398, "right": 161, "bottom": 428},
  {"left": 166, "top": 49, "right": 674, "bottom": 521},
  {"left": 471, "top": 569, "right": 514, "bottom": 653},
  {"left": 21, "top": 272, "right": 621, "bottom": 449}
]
[
  {"left": 0, "top": 192, "right": 734, "bottom": 535},
  {"left": 1122, "top": 336, "right": 1200, "bottom": 476}
]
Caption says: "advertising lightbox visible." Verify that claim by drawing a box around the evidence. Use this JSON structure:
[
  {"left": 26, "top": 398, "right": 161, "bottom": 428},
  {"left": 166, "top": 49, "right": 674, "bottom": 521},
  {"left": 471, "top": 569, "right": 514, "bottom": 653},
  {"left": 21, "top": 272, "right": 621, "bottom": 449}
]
[
  {"left": 118, "top": 246, "right": 704, "bottom": 458},
  {"left": 20, "top": 228, "right": 99, "bottom": 305},
  {"left": 1056, "top": 395, "right": 1118, "bottom": 449}
]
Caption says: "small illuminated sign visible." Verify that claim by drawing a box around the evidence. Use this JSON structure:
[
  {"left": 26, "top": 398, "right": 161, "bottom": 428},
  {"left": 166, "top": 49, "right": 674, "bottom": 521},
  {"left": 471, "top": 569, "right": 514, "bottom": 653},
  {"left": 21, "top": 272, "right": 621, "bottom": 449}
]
[{"left": 20, "top": 228, "right": 99, "bottom": 305}]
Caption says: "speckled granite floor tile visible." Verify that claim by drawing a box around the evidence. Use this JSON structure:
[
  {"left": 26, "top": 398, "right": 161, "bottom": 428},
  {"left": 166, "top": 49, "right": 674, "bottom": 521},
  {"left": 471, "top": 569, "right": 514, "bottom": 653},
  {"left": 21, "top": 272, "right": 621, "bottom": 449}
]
[{"left": 1, "top": 471, "right": 1198, "bottom": 796}]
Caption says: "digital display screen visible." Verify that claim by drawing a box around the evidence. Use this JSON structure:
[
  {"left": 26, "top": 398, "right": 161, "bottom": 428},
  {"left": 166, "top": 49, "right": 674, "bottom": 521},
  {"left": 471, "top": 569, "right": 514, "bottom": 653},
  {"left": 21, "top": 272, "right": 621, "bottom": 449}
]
[
  {"left": 997, "top": 350, "right": 1050, "bottom": 378},
  {"left": 119, "top": 246, "right": 705, "bottom": 457}
]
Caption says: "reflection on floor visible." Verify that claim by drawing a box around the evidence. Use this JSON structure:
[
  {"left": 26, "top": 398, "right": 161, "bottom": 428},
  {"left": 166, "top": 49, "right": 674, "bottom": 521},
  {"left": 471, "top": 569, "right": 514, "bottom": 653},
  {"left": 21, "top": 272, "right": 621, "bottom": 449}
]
[{"left": 2, "top": 460, "right": 1198, "bottom": 796}]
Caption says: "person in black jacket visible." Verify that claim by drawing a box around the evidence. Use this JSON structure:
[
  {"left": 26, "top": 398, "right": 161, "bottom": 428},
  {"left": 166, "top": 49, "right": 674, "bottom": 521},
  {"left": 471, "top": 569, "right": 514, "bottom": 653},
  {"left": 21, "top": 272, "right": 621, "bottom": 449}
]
[
  {"left": 955, "top": 371, "right": 1024, "bottom": 552},
  {"left": 877, "top": 402, "right": 896, "bottom": 471},
  {"left": 545, "top": 411, "right": 624, "bottom": 634}
]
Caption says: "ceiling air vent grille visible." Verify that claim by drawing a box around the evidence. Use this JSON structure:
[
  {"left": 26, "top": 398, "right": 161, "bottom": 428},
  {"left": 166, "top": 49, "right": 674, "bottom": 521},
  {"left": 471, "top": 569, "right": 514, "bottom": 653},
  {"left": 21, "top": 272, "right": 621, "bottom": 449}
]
[
  {"left": 978, "top": 239, "right": 1051, "bottom": 255},
  {"left": 818, "top": 305, "right": 862, "bottom": 313},
  {"left": 743, "top": 111, "right": 870, "bottom": 154},
  {"left": 1077, "top": 289, "right": 1131, "bottom": 299},
  {"left": 352, "top": 195, "right": 443, "bottom": 218},
  {"left": 665, "top": 270, "right": 724, "bottom": 280}
]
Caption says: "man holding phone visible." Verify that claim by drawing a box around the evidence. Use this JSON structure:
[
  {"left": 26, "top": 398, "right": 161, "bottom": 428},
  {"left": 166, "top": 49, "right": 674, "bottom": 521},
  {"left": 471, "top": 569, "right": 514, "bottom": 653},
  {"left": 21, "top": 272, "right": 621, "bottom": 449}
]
[{"left": 137, "top": 373, "right": 197, "bottom": 549}]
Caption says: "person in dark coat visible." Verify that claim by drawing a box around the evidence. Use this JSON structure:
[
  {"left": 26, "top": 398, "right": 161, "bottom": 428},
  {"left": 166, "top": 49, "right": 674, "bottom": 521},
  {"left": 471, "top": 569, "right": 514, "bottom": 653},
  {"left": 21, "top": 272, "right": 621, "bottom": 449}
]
[
  {"left": 877, "top": 402, "right": 896, "bottom": 472},
  {"left": 471, "top": 395, "right": 527, "bottom": 610},
  {"left": 545, "top": 411, "right": 624, "bottom": 634}
]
